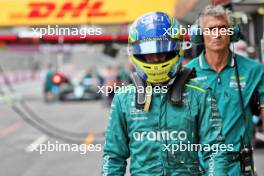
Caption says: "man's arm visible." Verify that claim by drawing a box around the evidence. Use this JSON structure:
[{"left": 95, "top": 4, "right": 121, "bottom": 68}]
[
  {"left": 101, "top": 94, "right": 129, "bottom": 176},
  {"left": 198, "top": 89, "right": 228, "bottom": 176}
]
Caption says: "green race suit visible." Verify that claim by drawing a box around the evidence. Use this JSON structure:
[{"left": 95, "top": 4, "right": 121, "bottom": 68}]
[{"left": 101, "top": 80, "right": 228, "bottom": 176}]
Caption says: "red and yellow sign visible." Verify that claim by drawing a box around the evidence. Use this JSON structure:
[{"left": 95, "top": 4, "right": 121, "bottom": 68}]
[{"left": 0, "top": 0, "right": 175, "bottom": 26}]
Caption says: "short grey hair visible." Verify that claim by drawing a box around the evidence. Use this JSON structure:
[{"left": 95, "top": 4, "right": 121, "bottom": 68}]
[{"left": 198, "top": 5, "right": 233, "bottom": 27}]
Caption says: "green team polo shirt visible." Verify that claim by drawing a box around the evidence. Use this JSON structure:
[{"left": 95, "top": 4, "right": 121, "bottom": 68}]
[{"left": 186, "top": 51, "right": 264, "bottom": 151}]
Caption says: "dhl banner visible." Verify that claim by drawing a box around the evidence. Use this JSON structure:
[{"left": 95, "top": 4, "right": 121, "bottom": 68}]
[{"left": 0, "top": 0, "right": 175, "bottom": 26}]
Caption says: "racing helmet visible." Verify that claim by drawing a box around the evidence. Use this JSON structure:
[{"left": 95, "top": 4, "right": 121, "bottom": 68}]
[{"left": 128, "top": 12, "right": 184, "bottom": 84}]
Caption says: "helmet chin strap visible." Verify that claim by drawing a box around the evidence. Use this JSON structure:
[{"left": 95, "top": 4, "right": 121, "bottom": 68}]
[{"left": 144, "top": 82, "right": 152, "bottom": 112}]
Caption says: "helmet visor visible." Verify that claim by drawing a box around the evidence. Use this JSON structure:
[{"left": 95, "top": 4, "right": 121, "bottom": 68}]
[{"left": 128, "top": 39, "right": 182, "bottom": 55}]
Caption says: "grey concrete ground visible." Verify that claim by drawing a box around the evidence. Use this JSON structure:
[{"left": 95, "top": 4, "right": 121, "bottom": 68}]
[
  {"left": 0, "top": 80, "right": 264, "bottom": 176},
  {"left": 0, "top": 80, "right": 108, "bottom": 176}
]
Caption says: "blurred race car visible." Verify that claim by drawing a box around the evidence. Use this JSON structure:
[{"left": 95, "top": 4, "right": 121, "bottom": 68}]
[{"left": 51, "top": 72, "right": 101, "bottom": 101}]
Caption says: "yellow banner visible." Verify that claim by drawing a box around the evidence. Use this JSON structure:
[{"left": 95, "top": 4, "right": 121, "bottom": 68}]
[{"left": 0, "top": 0, "right": 175, "bottom": 26}]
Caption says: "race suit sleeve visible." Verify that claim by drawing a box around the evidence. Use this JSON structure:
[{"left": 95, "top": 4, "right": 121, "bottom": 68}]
[
  {"left": 198, "top": 89, "right": 228, "bottom": 176},
  {"left": 101, "top": 93, "right": 130, "bottom": 176}
]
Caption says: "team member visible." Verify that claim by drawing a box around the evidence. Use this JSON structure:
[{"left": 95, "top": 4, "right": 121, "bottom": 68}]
[{"left": 187, "top": 5, "right": 264, "bottom": 176}]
